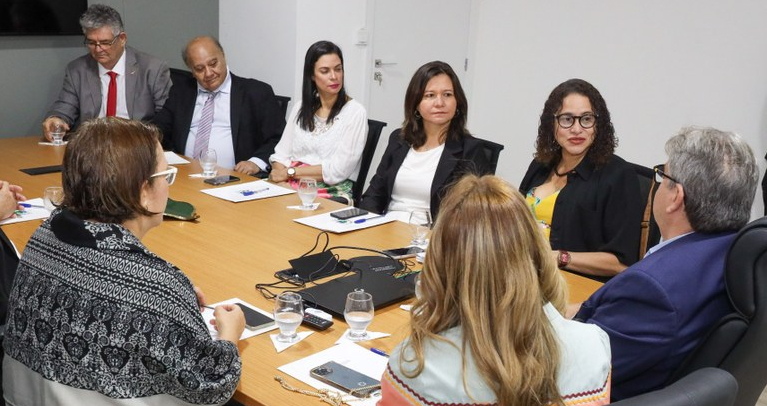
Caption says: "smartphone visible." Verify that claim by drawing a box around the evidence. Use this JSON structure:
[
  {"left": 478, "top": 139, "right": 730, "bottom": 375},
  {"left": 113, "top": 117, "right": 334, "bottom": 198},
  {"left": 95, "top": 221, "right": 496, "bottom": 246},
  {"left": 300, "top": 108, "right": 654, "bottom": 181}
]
[
  {"left": 310, "top": 361, "right": 381, "bottom": 398},
  {"left": 204, "top": 175, "right": 240, "bottom": 185},
  {"left": 330, "top": 207, "right": 369, "bottom": 220},
  {"left": 234, "top": 303, "right": 275, "bottom": 331},
  {"left": 382, "top": 246, "right": 425, "bottom": 260}
]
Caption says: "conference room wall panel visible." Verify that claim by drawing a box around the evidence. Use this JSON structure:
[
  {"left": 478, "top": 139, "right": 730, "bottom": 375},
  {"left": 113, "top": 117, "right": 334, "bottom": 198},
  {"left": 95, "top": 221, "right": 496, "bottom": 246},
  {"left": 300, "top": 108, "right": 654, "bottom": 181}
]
[{"left": 0, "top": 0, "right": 218, "bottom": 138}]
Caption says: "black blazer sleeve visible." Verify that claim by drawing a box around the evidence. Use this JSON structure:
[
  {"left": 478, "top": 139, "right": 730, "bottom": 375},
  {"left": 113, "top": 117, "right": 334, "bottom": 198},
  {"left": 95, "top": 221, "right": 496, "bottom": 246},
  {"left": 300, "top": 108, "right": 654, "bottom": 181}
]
[
  {"left": 232, "top": 76, "right": 285, "bottom": 164},
  {"left": 359, "top": 129, "right": 404, "bottom": 215}
]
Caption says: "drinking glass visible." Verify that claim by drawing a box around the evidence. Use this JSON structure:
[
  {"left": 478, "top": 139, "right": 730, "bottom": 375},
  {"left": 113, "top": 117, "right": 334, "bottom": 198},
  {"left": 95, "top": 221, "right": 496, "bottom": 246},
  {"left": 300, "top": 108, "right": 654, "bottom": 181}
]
[
  {"left": 408, "top": 210, "right": 432, "bottom": 246},
  {"left": 43, "top": 186, "right": 64, "bottom": 212},
  {"left": 51, "top": 124, "right": 65, "bottom": 146},
  {"left": 344, "top": 289, "right": 374, "bottom": 341},
  {"left": 297, "top": 178, "right": 318, "bottom": 209},
  {"left": 199, "top": 149, "right": 218, "bottom": 178},
  {"left": 273, "top": 292, "right": 303, "bottom": 343}
]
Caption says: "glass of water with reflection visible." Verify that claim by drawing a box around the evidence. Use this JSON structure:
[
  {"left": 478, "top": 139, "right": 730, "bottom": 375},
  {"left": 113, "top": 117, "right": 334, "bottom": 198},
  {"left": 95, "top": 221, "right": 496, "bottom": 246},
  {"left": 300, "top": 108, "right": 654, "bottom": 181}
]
[
  {"left": 199, "top": 149, "right": 217, "bottom": 178},
  {"left": 297, "top": 178, "right": 318, "bottom": 209},
  {"left": 344, "top": 289, "right": 374, "bottom": 341},
  {"left": 273, "top": 292, "right": 303, "bottom": 343}
]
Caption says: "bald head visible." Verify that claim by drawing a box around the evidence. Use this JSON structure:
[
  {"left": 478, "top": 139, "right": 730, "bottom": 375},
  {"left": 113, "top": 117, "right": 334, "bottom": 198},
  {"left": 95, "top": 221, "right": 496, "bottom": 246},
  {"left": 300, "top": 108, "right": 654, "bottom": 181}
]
[{"left": 182, "top": 36, "right": 228, "bottom": 92}]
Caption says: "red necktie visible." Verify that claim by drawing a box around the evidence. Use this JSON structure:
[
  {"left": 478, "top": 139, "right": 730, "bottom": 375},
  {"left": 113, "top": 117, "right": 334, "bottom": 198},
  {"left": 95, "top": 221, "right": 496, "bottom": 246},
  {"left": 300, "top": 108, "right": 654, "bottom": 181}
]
[{"left": 106, "top": 71, "right": 118, "bottom": 117}]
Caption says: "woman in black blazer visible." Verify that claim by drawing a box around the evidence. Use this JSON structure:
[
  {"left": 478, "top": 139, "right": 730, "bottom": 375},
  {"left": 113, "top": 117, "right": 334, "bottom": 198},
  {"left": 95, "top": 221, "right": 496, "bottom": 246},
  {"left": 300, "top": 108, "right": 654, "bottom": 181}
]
[{"left": 359, "top": 61, "right": 490, "bottom": 220}]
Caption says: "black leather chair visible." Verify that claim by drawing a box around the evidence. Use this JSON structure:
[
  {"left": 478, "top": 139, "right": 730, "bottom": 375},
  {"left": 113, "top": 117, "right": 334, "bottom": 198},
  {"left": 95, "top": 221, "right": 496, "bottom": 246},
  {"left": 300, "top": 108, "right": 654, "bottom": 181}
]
[
  {"left": 761, "top": 152, "right": 766, "bottom": 215},
  {"left": 351, "top": 119, "right": 386, "bottom": 205},
  {"left": 274, "top": 95, "right": 291, "bottom": 121},
  {"left": 475, "top": 138, "right": 504, "bottom": 174},
  {"left": 613, "top": 368, "right": 737, "bottom": 406},
  {"left": 629, "top": 162, "right": 661, "bottom": 258},
  {"left": 169, "top": 67, "right": 193, "bottom": 85},
  {"left": 666, "top": 216, "right": 767, "bottom": 406}
]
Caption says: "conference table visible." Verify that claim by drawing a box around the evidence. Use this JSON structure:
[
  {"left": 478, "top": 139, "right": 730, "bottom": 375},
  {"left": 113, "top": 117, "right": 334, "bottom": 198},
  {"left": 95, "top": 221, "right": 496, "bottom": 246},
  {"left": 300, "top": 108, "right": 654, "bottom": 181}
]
[{"left": 0, "top": 136, "right": 604, "bottom": 406}]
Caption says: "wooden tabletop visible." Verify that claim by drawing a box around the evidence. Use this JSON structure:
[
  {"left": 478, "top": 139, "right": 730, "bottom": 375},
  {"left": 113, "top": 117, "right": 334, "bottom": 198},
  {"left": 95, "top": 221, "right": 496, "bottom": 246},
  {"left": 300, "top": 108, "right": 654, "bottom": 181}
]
[{"left": 0, "top": 136, "right": 603, "bottom": 406}]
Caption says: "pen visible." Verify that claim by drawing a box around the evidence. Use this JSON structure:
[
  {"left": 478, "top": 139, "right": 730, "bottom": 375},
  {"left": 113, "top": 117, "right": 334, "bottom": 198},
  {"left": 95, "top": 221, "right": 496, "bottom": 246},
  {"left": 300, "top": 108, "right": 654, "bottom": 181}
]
[
  {"left": 240, "top": 188, "right": 269, "bottom": 196},
  {"left": 370, "top": 347, "right": 389, "bottom": 357},
  {"left": 354, "top": 215, "right": 385, "bottom": 224},
  {"left": 19, "top": 202, "right": 45, "bottom": 209}
]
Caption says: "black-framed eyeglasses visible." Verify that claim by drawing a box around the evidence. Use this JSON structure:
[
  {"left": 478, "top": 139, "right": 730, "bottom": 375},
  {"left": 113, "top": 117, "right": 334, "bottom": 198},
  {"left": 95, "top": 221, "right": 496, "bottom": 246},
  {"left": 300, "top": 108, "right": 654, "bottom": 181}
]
[
  {"left": 151, "top": 166, "right": 178, "bottom": 185},
  {"left": 653, "top": 164, "right": 681, "bottom": 185},
  {"left": 554, "top": 113, "right": 597, "bottom": 129},
  {"left": 84, "top": 35, "right": 121, "bottom": 49}
]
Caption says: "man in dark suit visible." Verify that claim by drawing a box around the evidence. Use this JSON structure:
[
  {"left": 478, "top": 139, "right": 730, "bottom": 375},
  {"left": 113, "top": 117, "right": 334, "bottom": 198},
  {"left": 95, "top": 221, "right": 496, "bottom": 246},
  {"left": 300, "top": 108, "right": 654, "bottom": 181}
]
[
  {"left": 572, "top": 127, "right": 759, "bottom": 401},
  {"left": 153, "top": 36, "right": 284, "bottom": 176},
  {"left": 42, "top": 4, "right": 170, "bottom": 141}
]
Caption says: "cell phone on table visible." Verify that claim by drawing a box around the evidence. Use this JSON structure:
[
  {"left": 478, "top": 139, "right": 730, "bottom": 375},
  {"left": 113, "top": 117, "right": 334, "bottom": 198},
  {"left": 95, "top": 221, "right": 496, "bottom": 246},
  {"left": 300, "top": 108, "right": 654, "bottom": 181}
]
[
  {"left": 310, "top": 361, "right": 381, "bottom": 398},
  {"left": 382, "top": 246, "right": 425, "bottom": 260},
  {"left": 330, "top": 207, "right": 369, "bottom": 220},
  {"left": 204, "top": 175, "right": 240, "bottom": 185},
  {"left": 234, "top": 303, "right": 274, "bottom": 331}
]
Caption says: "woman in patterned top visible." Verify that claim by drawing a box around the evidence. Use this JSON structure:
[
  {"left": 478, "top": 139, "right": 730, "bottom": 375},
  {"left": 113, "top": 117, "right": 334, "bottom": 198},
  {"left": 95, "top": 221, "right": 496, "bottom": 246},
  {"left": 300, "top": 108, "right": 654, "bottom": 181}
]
[
  {"left": 378, "top": 175, "right": 611, "bottom": 406},
  {"left": 269, "top": 40, "right": 367, "bottom": 202},
  {"left": 2, "top": 117, "right": 245, "bottom": 406}
]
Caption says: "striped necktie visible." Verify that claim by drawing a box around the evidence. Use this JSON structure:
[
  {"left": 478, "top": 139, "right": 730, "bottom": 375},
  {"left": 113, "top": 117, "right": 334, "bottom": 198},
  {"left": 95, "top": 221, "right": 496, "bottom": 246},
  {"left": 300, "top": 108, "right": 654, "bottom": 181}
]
[{"left": 193, "top": 91, "right": 219, "bottom": 159}]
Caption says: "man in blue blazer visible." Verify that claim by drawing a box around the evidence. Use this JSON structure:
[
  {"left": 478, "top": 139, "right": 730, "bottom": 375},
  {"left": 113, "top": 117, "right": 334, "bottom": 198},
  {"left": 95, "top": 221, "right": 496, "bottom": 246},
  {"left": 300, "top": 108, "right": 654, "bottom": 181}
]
[
  {"left": 153, "top": 36, "right": 284, "bottom": 176},
  {"left": 572, "top": 127, "right": 759, "bottom": 400},
  {"left": 41, "top": 4, "right": 170, "bottom": 141}
]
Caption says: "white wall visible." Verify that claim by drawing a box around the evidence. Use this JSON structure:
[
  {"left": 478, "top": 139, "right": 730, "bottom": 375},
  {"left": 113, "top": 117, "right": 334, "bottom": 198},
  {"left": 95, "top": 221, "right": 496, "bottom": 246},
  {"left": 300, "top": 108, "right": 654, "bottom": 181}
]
[
  {"left": 220, "top": 0, "right": 369, "bottom": 117},
  {"left": 467, "top": 0, "right": 767, "bottom": 217}
]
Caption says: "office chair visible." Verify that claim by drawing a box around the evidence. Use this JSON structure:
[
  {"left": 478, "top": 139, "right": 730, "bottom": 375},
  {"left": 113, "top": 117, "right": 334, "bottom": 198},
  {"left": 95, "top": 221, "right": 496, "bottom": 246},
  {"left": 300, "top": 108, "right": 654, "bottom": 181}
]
[
  {"left": 665, "top": 216, "right": 767, "bottom": 406},
  {"left": 474, "top": 138, "right": 505, "bottom": 174},
  {"left": 351, "top": 119, "right": 387, "bottom": 205},
  {"left": 612, "top": 368, "right": 737, "bottom": 406},
  {"left": 629, "top": 162, "right": 661, "bottom": 258},
  {"left": 169, "top": 67, "right": 193, "bottom": 86},
  {"left": 274, "top": 95, "right": 291, "bottom": 121}
]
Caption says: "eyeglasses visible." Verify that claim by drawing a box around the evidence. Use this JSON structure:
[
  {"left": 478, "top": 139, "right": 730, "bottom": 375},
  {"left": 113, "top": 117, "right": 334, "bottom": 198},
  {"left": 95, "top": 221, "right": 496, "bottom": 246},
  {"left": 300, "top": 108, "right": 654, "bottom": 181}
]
[
  {"left": 84, "top": 35, "right": 121, "bottom": 49},
  {"left": 653, "top": 164, "right": 681, "bottom": 185},
  {"left": 554, "top": 113, "right": 597, "bottom": 129},
  {"left": 151, "top": 166, "right": 177, "bottom": 185}
]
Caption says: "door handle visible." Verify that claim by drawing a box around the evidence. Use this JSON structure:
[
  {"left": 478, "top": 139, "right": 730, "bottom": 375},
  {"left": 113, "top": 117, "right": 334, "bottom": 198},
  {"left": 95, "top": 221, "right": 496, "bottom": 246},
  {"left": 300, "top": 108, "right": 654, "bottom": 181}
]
[{"left": 374, "top": 59, "right": 397, "bottom": 68}]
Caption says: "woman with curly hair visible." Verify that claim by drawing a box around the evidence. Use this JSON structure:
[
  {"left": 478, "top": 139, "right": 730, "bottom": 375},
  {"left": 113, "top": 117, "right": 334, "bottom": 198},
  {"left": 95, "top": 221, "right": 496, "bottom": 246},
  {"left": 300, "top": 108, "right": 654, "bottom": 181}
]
[
  {"left": 519, "top": 79, "right": 642, "bottom": 278},
  {"left": 378, "top": 175, "right": 611, "bottom": 406}
]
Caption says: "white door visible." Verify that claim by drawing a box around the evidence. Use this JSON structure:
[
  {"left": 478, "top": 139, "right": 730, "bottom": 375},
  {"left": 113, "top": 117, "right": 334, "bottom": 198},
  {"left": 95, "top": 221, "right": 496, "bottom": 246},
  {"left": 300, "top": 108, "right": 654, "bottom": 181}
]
[{"left": 363, "top": 0, "right": 472, "bottom": 187}]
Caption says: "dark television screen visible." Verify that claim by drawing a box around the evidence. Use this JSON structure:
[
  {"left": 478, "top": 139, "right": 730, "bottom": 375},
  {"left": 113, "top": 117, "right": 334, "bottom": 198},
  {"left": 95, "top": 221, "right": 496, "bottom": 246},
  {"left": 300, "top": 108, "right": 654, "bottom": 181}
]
[{"left": 0, "top": 0, "right": 87, "bottom": 36}]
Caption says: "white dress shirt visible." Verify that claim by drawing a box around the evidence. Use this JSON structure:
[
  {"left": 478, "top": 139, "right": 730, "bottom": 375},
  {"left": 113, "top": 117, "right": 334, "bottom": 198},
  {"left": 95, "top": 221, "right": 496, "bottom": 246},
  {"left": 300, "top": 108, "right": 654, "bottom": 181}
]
[{"left": 97, "top": 51, "right": 128, "bottom": 119}]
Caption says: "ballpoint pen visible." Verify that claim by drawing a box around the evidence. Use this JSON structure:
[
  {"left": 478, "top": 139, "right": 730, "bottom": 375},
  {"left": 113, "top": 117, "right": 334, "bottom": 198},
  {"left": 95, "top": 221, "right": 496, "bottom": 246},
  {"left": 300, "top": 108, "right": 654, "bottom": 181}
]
[
  {"left": 354, "top": 215, "right": 385, "bottom": 224},
  {"left": 240, "top": 188, "right": 269, "bottom": 196},
  {"left": 370, "top": 347, "right": 389, "bottom": 357},
  {"left": 19, "top": 202, "right": 45, "bottom": 209}
]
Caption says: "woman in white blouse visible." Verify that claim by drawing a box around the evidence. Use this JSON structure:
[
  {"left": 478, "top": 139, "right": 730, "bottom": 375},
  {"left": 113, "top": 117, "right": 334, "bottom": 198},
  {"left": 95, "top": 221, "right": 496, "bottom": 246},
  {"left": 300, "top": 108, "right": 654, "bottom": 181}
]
[
  {"left": 359, "top": 61, "right": 490, "bottom": 220},
  {"left": 269, "top": 41, "right": 367, "bottom": 202}
]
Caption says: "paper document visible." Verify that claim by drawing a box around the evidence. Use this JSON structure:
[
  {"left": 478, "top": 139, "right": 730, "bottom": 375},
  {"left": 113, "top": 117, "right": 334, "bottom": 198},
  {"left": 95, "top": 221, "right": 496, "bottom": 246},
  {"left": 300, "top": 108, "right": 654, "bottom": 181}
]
[
  {"left": 278, "top": 342, "right": 388, "bottom": 406},
  {"left": 164, "top": 151, "right": 190, "bottom": 165},
  {"left": 0, "top": 198, "right": 50, "bottom": 225},
  {"left": 293, "top": 208, "right": 396, "bottom": 233},
  {"left": 201, "top": 180, "right": 295, "bottom": 202},
  {"left": 202, "top": 297, "right": 278, "bottom": 340}
]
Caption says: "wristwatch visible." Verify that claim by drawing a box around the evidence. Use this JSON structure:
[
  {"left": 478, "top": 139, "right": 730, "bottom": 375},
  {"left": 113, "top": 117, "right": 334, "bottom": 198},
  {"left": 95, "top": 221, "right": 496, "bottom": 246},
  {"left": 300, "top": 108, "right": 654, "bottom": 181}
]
[
  {"left": 287, "top": 167, "right": 296, "bottom": 179},
  {"left": 557, "top": 250, "right": 571, "bottom": 269}
]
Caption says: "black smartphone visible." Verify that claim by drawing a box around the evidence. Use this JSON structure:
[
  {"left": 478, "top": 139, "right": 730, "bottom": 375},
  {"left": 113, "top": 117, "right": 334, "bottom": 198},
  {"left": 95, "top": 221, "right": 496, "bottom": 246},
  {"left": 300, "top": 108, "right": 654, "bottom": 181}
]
[
  {"left": 382, "top": 246, "right": 425, "bottom": 260},
  {"left": 310, "top": 361, "right": 381, "bottom": 398},
  {"left": 234, "top": 303, "right": 274, "bottom": 331},
  {"left": 330, "top": 207, "right": 369, "bottom": 220},
  {"left": 204, "top": 175, "right": 240, "bottom": 185}
]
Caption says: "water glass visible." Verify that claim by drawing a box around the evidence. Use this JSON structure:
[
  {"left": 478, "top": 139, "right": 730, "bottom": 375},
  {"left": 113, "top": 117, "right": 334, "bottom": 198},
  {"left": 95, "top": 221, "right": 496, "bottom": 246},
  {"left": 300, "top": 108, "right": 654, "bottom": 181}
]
[
  {"left": 51, "top": 124, "right": 65, "bottom": 146},
  {"left": 297, "top": 178, "right": 318, "bottom": 209},
  {"left": 408, "top": 210, "right": 432, "bottom": 246},
  {"left": 199, "top": 149, "right": 218, "bottom": 178},
  {"left": 43, "top": 186, "right": 64, "bottom": 212},
  {"left": 344, "top": 289, "right": 374, "bottom": 341},
  {"left": 273, "top": 292, "right": 303, "bottom": 343}
]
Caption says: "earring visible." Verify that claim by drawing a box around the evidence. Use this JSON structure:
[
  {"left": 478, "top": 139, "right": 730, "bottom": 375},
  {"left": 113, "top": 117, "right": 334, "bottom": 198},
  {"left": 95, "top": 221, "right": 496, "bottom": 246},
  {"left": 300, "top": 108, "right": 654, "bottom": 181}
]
[
  {"left": 455, "top": 109, "right": 461, "bottom": 116},
  {"left": 414, "top": 110, "right": 422, "bottom": 120}
]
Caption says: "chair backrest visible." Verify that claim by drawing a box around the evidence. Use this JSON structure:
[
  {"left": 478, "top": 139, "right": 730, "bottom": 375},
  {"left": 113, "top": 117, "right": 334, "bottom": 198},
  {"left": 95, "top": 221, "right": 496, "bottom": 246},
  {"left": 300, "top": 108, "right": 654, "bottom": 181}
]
[
  {"left": 629, "top": 162, "right": 661, "bottom": 258},
  {"left": 612, "top": 368, "right": 737, "bottom": 406},
  {"left": 352, "top": 119, "right": 387, "bottom": 205},
  {"left": 169, "top": 67, "right": 193, "bottom": 86},
  {"left": 474, "top": 138, "right": 504, "bottom": 174},
  {"left": 667, "top": 216, "right": 767, "bottom": 406},
  {"left": 275, "top": 95, "right": 291, "bottom": 121}
]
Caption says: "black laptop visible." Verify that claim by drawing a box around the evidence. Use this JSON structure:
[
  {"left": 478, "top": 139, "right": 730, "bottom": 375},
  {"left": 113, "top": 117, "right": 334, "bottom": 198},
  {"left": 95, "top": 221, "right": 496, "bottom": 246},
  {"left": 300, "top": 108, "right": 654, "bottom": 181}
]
[{"left": 298, "top": 266, "right": 416, "bottom": 319}]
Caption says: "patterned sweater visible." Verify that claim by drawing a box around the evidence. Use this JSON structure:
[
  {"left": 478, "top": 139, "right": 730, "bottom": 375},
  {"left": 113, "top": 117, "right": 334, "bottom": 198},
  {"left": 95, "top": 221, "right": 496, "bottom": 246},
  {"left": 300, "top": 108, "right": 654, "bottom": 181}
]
[{"left": 3, "top": 209, "right": 241, "bottom": 405}]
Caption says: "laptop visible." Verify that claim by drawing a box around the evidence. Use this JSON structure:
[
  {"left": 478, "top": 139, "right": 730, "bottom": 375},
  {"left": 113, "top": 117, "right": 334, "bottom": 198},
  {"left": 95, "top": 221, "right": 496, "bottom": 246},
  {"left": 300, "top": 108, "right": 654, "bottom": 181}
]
[{"left": 298, "top": 264, "right": 416, "bottom": 318}]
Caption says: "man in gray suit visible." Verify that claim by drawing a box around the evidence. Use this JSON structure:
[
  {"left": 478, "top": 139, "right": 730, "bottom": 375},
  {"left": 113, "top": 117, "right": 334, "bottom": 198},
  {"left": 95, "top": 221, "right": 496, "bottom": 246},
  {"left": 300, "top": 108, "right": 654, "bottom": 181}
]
[{"left": 41, "top": 4, "right": 171, "bottom": 141}]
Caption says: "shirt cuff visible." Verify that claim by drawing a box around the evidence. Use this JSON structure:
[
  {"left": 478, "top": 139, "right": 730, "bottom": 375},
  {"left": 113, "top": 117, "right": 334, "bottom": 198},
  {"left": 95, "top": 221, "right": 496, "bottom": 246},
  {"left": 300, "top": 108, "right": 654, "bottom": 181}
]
[{"left": 248, "top": 157, "right": 269, "bottom": 172}]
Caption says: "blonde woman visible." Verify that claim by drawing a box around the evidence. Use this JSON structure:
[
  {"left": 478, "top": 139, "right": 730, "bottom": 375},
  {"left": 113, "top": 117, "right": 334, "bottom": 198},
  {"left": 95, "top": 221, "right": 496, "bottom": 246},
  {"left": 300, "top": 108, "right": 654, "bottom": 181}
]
[{"left": 378, "top": 175, "right": 611, "bottom": 406}]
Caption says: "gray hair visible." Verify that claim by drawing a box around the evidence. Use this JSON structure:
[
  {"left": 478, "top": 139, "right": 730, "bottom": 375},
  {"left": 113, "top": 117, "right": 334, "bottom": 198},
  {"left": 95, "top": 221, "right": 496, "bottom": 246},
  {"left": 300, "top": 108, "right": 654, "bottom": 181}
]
[
  {"left": 181, "top": 36, "right": 225, "bottom": 68},
  {"left": 665, "top": 126, "right": 758, "bottom": 233},
  {"left": 79, "top": 4, "right": 124, "bottom": 37}
]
